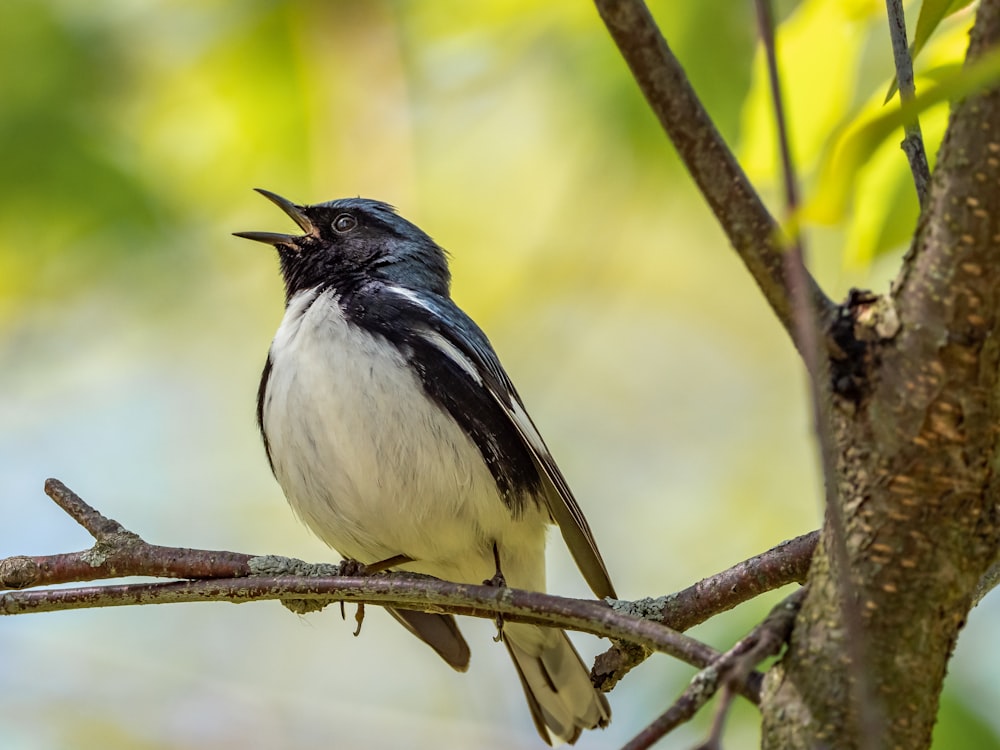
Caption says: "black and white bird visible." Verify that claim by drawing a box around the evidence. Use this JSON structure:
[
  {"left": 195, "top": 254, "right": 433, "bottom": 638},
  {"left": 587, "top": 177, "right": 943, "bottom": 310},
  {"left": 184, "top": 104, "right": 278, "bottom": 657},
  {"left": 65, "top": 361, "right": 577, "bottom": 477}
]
[{"left": 235, "top": 189, "right": 616, "bottom": 745}]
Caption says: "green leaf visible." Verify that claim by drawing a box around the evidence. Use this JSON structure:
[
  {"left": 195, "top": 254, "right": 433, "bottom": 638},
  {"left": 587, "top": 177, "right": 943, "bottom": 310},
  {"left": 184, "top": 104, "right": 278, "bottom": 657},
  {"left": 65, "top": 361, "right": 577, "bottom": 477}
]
[
  {"left": 805, "top": 43, "right": 1000, "bottom": 225},
  {"left": 739, "top": 0, "right": 868, "bottom": 178},
  {"left": 884, "top": 0, "right": 976, "bottom": 102}
]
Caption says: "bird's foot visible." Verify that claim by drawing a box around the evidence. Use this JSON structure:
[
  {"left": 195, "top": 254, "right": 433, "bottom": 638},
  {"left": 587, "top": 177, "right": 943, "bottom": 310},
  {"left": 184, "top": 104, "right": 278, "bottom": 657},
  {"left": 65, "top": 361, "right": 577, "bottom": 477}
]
[
  {"left": 483, "top": 542, "right": 507, "bottom": 642},
  {"left": 352, "top": 602, "right": 365, "bottom": 637},
  {"left": 337, "top": 558, "right": 368, "bottom": 576},
  {"left": 336, "top": 554, "right": 414, "bottom": 635},
  {"left": 483, "top": 569, "right": 507, "bottom": 589}
]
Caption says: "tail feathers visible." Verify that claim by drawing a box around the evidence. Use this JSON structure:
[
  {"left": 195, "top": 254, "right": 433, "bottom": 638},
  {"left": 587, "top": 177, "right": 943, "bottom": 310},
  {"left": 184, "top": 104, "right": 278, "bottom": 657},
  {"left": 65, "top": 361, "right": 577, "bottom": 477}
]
[
  {"left": 504, "top": 624, "right": 610, "bottom": 745},
  {"left": 387, "top": 607, "right": 471, "bottom": 672}
]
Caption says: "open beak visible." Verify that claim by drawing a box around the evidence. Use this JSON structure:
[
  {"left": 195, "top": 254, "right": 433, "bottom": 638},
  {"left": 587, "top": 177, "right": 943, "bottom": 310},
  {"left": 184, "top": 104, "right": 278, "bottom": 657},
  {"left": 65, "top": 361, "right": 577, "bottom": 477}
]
[{"left": 233, "top": 188, "right": 315, "bottom": 245}]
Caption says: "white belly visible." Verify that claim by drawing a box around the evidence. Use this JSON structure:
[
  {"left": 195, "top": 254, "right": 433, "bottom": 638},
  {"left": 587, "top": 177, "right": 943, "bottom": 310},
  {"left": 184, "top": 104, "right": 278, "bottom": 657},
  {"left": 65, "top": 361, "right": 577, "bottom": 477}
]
[{"left": 261, "top": 289, "right": 548, "bottom": 589}]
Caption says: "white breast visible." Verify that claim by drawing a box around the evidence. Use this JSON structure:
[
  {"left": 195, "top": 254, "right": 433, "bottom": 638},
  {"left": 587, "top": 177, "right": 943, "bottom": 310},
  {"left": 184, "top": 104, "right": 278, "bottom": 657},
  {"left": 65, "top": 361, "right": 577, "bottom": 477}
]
[{"left": 261, "top": 289, "right": 548, "bottom": 589}]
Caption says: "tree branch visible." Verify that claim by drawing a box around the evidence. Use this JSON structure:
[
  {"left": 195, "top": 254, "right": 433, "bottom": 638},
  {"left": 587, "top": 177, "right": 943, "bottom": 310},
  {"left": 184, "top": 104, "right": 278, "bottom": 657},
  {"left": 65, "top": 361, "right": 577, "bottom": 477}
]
[
  {"left": 4, "top": 562, "right": 772, "bottom": 704},
  {"left": 885, "top": 0, "right": 931, "bottom": 204},
  {"left": 658, "top": 530, "right": 816, "bottom": 630},
  {"left": 0, "top": 481, "right": 819, "bottom": 706},
  {"left": 753, "top": 0, "right": 803, "bottom": 236},
  {"left": 0, "top": 479, "right": 255, "bottom": 589},
  {"left": 754, "top": 2, "right": 882, "bottom": 744},
  {"left": 4, "top": 482, "right": 818, "bottom": 611},
  {"left": 621, "top": 587, "right": 807, "bottom": 750},
  {"left": 762, "top": 2, "right": 1000, "bottom": 746},
  {"left": 593, "top": 0, "right": 836, "bottom": 351},
  {"left": 591, "top": 530, "right": 816, "bottom": 691}
]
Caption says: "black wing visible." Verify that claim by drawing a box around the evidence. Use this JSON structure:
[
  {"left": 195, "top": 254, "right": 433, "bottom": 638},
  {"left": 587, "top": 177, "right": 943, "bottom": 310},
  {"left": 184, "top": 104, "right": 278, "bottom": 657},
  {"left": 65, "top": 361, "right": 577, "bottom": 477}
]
[{"left": 348, "top": 284, "right": 617, "bottom": 600}]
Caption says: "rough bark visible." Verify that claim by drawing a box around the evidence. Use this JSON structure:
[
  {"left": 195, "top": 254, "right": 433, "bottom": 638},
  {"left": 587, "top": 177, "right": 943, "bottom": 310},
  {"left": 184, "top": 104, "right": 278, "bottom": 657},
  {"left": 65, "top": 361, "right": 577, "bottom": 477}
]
[{"left": 761, "top": 2, "right": 1000, "bottom": 747}]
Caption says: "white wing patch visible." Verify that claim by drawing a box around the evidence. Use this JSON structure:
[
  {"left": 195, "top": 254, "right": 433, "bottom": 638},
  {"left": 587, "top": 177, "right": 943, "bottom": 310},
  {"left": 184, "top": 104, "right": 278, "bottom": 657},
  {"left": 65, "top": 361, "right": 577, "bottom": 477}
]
[
  {"left": 385, "top": 284, "right": 437, "bottom": 315},
  {"left": 507, "top": 396, "right": 548, "bottom": 456},
  {"left": 416, "top": 328, "right": 483, "bottom": 386},
  {"left": 385, "top": 285, "right": 484, "bottom": 385}
]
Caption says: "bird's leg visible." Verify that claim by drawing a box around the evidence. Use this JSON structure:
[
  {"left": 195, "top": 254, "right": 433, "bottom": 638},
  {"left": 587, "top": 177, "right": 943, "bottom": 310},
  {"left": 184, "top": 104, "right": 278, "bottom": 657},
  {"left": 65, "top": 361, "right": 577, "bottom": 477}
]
[
  {"left": 483, "top": 541, "right": 507, "bottom": 641},
  {"left": 337, "top": 554, "right": 414, "bottom": 635},
  {"left": 484, "top": 541, "right": 507, "bottom": 588},
  {"left": 337, "top": 553, "right": 413, "bottom": 577},
  {"left": 364, "top": 553, "right": 414, "bottom": 573}
]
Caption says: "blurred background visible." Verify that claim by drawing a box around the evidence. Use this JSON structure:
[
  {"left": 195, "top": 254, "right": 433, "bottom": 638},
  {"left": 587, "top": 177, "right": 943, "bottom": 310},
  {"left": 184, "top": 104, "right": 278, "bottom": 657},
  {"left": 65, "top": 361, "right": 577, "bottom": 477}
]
[{"left": 1, "top": 1, "right": 996, "bottom": 748}]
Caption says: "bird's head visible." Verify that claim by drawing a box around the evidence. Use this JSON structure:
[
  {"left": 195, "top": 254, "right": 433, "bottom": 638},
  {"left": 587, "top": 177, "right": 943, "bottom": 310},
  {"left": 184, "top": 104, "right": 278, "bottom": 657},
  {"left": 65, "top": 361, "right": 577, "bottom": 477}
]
[{"left": 235, "top": 189, "right": 451, "bottom": 301}]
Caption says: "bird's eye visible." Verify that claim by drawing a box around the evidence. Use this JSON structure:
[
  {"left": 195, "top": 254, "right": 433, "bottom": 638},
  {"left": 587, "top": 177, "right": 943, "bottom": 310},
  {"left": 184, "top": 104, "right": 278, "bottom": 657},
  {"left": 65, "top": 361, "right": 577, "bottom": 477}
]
[{"left": 333, "top": 214, "right": 357, "bottom": 233}]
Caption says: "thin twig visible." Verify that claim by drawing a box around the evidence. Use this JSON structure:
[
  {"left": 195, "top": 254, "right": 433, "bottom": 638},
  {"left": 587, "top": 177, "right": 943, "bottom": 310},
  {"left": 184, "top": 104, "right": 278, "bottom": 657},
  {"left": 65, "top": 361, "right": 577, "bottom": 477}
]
[
  {"left": 698, "top": 689, "right": 734, "bottom": 750},
  {"left": 44, "top": 478, "right": 131, "bottom": 540},
  {"left": 754, "top": 0, "right": 801, "bottom": 236},
  {"left": 592, "top": 0, "right": 836, "bottom": 353},
  {"left": 753, "top": 2, "right": 882, "bottom": 746},
  {"left": 662, "top": 530, "right": 816, "bottom": 629},
  {"left": 592, "top": 530, "right": 817, "bottom": 690},
  {"left": 620, "top": 588, "right": 807, "bottom": 750},
  {"left": 617, "top": 672, "right": 713, "bottom": 750},
  {"left": 885, "top": 0, "right": 931, "bottom": 204}
]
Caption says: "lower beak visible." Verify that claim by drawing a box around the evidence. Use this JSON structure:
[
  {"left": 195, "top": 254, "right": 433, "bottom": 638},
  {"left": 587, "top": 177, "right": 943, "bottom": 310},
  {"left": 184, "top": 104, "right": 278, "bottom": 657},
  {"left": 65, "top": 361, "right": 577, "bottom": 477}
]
[
  {"left": 233, "top": 188, "right": 315, "bottom": 246},
  {"left": 232, "top": 230, "right": 298, "bottom": 246}
]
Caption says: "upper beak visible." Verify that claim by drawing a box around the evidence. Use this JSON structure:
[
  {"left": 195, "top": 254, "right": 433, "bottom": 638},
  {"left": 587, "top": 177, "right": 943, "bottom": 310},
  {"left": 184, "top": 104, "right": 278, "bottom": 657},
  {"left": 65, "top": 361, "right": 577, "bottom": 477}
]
[{"left": 233, "top": 188, "right": 315, "bottom": 246}]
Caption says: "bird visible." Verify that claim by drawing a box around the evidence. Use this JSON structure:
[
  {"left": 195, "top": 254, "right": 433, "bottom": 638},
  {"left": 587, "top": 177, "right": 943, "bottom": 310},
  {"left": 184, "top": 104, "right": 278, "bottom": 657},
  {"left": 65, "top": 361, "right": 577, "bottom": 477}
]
[{"left": 235, "top": 189, "right": 616, "bottom": 745}]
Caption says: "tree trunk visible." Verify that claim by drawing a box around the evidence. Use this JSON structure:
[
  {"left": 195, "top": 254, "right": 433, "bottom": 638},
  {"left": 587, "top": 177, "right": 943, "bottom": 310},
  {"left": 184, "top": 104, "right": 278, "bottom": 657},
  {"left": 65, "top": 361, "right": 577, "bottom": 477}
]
[{"left": 761, "top": 2, "right": 1000, "bottom": 747}]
